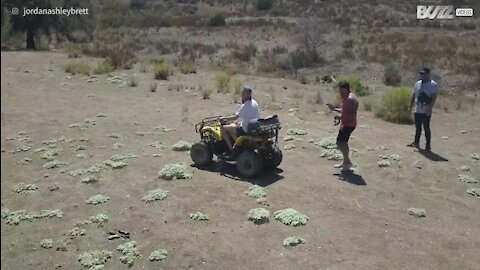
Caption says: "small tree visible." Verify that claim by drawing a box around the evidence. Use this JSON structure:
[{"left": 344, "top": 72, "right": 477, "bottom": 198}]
[{"left": 297, "top": 18, "right": 326, "bottom": 60}]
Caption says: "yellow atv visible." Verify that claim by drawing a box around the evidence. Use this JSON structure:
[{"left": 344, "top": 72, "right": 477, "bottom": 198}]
[{"left": 190, "top": 115, "right": 282, "bottom": 177}]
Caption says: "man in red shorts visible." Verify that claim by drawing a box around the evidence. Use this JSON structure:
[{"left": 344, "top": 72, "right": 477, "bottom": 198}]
[{"left": 327, "top": 80, "right": 359, "bottom": 171}]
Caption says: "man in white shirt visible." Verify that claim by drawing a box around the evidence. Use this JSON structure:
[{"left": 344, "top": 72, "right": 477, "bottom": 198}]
[
  {"left": 221, "top": 86, "right": 260, "bottom": 157},
  {"left": 408, "top": 67, "right": 439, "bottom": 151}
]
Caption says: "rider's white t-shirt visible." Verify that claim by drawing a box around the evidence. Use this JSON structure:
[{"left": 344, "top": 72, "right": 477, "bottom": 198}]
[{"left": 236, "top": 99, "right": 260, "bottom": 132}]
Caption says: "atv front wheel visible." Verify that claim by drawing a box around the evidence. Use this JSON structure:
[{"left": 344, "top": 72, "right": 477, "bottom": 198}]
[
  {"left": 190, "top": 142, "right": 213, "bottom": 167},
  {"left": 263, "top": 146, "right": 283, "bottom": 169},
  {"left": 236, "top": 151, "right": 263, "bottom": 178}
]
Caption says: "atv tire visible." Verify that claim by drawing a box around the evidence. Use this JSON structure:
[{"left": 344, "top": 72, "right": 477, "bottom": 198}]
[
  {"left": 236, "top": 151, "right": 263, "bottom": 178},
  {"left": 190, "top": 142, "right": 213, "bottom": 167},
  {"left": 263, "top": 146, "right": 283, "bottom": 169}
]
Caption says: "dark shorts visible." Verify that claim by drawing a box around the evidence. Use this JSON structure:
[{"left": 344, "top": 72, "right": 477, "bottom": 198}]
[
  {"left": 337, "top": 126, "right": 356, "bottom": 143},
  {"left": 236, "top": 126, "right": 246, "bottom": 136}
]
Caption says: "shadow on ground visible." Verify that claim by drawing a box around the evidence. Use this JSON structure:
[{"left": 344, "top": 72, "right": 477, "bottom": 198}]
[
  {"left": 418, "top": 149, "right": 448, "bottom": 162},
  {"left": 333, "top": 170, "right": 367, "bottom": 186},
  {"left": 192, "top": 161, "right": 284, "bottom": 187}
]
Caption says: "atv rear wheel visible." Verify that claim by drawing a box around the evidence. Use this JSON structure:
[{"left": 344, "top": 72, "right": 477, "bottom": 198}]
[
  {"left": 236, "top": 151, "right": 263, "bottom": 178},
  {"left": 190, "top": 142, "right": 213, "bottom": 167},
  {"left": 263, "top": 146, "right": 283, "bottom": 169}
]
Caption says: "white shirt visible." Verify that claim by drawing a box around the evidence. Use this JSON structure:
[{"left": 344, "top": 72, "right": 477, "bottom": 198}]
[
  {"left": 235, "top": 99, "right": 260, "bottom": 132},
  {"left": 413, "top": 79, "right": 439, "bottom": 115}
]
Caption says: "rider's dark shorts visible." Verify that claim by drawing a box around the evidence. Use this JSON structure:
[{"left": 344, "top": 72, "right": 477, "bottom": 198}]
[
  {"left": 236, "top": 126, "right": 246, "bottom": 136},
  {"left": 337, "top": 126, "right": 356, "bottom": 143}
]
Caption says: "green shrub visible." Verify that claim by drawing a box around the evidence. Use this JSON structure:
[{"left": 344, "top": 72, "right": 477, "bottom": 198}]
[
  {"left": 65, "top": 62, "right": 90, "bottom": 76},
  {"left": 93, "top": 60, "right": 114, "bottom": 75},
  {"left": 343, "top": 75, "right": 370, "bottom": 96},
  {"left": 215, "top": 71, "right": 231, "bottom": 93},
  {"left": 384, "top": 63, "right": 402, "bottom": 86},
  {"left": 257, "top": 0, "right": 274, "bottom": 10},
  {"left": 207, "top": 12, "right": 226, "bottom": 27},
  {"left": 179, "top": 60, "right": 196, "bottom": 74},
  {"left": 65, "top": 44, "right": 82, "bottom": 58},
  {"left": 154, "top": 63, "right": 173, "bottom": 80},
  {"left": 376, "top": 87, "right": 412, "bottom": 124}
]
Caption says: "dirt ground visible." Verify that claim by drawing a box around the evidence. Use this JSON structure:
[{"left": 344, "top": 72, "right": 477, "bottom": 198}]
[{"left": 1, "top": 51, "right": 480, "bottom": 270}]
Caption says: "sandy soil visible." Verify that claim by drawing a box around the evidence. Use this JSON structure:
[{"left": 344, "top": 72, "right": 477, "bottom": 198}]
[{"left": 1, "top": 51, "right": 479, "bottom": 270}]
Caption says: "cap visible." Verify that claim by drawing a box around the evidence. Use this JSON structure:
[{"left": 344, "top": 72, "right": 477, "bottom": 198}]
[
  {"left": 243, "top": 85, "right": 254, "bottom": 93},
  {"left": 419, "top": 66, "right": 431, "bottom": 74}
]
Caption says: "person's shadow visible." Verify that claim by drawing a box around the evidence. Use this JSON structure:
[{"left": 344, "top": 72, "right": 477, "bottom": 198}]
[
  {"left": 333, "top": 170, "right": 367, "bottom": 186},
  {"left": 418, "top": 149, "right": 448, "bottom": 162},
  {"left": 191, "top": 161, "right": 284, "bottom": 187}
]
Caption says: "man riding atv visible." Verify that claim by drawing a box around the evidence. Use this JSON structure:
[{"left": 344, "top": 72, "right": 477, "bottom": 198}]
[{"left": 221, "top": 86, "right": 259, "bottom": 160}]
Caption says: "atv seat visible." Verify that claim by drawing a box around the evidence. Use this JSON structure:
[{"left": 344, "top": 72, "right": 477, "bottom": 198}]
[{"left": 246, "top": 115, "right": 280, "bottom": 137}]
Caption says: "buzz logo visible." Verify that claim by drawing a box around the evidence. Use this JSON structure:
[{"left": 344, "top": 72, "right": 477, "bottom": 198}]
[{"left": 417, "top": 6, "right": 455, "bottom": 19}]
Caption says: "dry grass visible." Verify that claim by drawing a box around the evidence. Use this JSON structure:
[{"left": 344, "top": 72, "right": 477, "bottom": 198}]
[
  {"left": 149, "top": 82, "right": 158, "bottom": 92},
  {"left": 215, "top": 71, "right": 231, "bottom": 93},
  {"left": 179, "top": 60, "right": 196, "bottom": 74},
  {"left": 65, "top": 62, "right": 91, "bottom": 76},
  {"left": 128, "top": 74, "right": 138, "bottom": 87},
  {"left": 93, "top": 60, "right": 114, "bottom": 75},
  {"left": 64, "top": 44, "right": 82, "bottom": 58},
  {"left": 154, "top": 62, "right": 173, "bottom": 80}
]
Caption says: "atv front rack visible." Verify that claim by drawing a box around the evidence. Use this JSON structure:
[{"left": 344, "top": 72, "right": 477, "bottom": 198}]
[{"left": 195, "top": 115, "right": 223, "bottom": 133}]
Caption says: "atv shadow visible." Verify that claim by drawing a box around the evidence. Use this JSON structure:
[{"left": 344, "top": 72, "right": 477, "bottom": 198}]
[{"left": 192, "top": 161, "right": 284, "bottom": 187}]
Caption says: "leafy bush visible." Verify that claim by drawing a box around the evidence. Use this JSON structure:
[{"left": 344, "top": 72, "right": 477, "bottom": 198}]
[
  {"left": 143, "top": 189, "right": 169, "bottom": 203},
  {"left": 273, "top": 208, "right": 309, "bottom": 226},
  {"left": 65, "top": 44, "right": 82, "bottom": 58},
  {"left": 85, "top": 194, "right": 110, "bottom": 205},
  {"left": 215, "top": 71, "right": 232, "bottom": 93},
  {"left": 78, "top": 250, "right": 112, "bottom": 269},
  {"left": 179, "top": 60, "right": 196, "bottom": 74},
  {"left": 246, "top": 185, "right": 266, "bottom": 199},
  {"left": 343, "top": 75, "right": 370, "bottom": 96},
  {"left": 248, "top": 208, "right": 270, "bottom": 224},
  {"left": 65, "top": 61, "right": 91, "bottom": 76},
  {"left": 207, "top": 12, "right": 226, "bottom": 27},
  {"left": 158, "top": 163, "right": 192, "bottom": 180},
  {"left": 376, "top": 87, "right": 412, "bottom": 124},
  {"left": 257, "top": 0, "right": 273, "bottom": 10},
  {"left": 154, "top": 63, "right": 173, "bottom": 80},
  {"left": 384, "top": 63, "right": 402, "bottom": 86},
  {"left": 93, "top": 60, "right": 114, "bottom": 75},
  {"left": 116, "top": 241, "right": 140, "bottom": 267}
]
